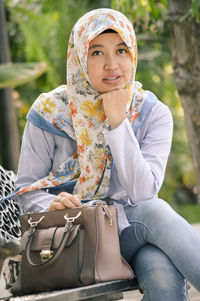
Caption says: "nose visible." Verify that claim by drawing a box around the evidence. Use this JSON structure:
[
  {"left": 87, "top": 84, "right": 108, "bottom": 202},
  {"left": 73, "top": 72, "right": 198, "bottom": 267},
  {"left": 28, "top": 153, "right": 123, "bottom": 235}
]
[{"left": 104, "top": 54, "right": 118, "bottom": 70}]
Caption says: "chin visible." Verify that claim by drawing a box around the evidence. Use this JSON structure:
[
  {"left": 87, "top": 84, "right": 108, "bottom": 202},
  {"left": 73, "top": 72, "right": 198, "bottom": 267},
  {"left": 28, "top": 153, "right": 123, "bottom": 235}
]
[{"left": 100, "top": 85, "right": 125, "bottom": 94}]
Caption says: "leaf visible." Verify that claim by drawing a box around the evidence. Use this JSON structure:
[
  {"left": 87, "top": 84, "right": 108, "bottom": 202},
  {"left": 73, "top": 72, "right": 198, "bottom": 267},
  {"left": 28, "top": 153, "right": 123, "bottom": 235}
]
[
  {"left": 0, "top": 62, "right": 47, "bottom": 88},
  {"left": 149, "top": 0, "right": 160, "bottom": 19},
  {"left": 180, "top": 0, "right": 200, "bottom": 22},
  {"left": 192, "top": 0, "right": 200, "bottom": 21}
]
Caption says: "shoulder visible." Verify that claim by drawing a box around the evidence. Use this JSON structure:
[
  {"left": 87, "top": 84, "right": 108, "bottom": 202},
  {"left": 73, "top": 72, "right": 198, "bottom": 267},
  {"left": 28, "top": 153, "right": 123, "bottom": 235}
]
[
  {"left": 30, "top": 85, "right": 69, "bottom": 123},
  {"left": 42, "top": 85, "right": 68, "bottom": 97},
  {"left": 24, "top": 120, "right": 56, "bottom": 143},
  {"left": 32, "top": 85, "right": 68, "bottom": 109},
  {"left": 151, "top": 100, "right": 173, "bottom": 127},
  {"left": 136, "top": 91, "right": 173, "bottom": 142},
  {"left": 48, "top": 85, "right": 68, "bottom": 103},
  {"left": 144, "top": 91, "right": 173, "bottom": 126},
  {"left": 133, "top": 89, "right": 173, "bottom": 136},
  {"left": 27, "top": 85, "right": 75, "bottom": 140}
]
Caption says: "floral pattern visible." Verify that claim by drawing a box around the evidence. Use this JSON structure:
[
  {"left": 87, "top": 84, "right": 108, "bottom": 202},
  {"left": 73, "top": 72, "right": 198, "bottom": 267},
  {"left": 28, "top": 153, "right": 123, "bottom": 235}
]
[{"left": 15, "top": 8, "right": 147, "bottom": 201}]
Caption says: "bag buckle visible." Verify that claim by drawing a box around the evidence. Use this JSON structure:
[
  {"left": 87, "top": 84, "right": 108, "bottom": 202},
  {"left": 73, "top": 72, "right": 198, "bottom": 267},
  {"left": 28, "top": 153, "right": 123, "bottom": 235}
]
[
  {"left": 64, "top": 211, "right": 82, "bottom": 223},
  {"left": 109, "top": 210, "right": 114, "bottom": 226},
  {"left": 40, "top": 249, "right": 53, "bottom": 262},
  {"left": 28, "top": 216, "right": 45, "bottom": 227}
]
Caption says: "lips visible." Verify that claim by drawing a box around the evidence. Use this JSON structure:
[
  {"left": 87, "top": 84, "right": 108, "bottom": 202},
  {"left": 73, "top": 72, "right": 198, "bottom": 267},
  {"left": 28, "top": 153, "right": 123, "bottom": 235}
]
[
  {"left": 103, "top": 74, "right": 121, "bottom": 80},
  {"left": 104, "top": 76, "right": 120, "bottom": 80},
  {"left": 103, "top": 75, "right": 122, "bottom": 84}
]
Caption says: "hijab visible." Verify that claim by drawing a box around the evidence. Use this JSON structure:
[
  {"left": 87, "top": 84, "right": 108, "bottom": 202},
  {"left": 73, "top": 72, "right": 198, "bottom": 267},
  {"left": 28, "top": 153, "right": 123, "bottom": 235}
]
[{"left": 2, "top": 8, "right": 148, "bottom": 203}]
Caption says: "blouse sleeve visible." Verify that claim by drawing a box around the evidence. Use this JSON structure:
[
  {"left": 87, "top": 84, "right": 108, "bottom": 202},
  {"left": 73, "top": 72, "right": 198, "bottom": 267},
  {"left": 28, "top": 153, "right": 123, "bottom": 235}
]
[
  {"left": 15, "top": 121, "right": 76, "bottom": 213},
  {"left": 104, "top": 102, "right": 173, "bottom": 204}
]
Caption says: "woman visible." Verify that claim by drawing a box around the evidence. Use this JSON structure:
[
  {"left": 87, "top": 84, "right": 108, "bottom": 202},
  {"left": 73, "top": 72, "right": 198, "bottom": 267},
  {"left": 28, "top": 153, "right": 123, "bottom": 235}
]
[{"left": 14, "top": 8, "right": 200, "bottom": 300}]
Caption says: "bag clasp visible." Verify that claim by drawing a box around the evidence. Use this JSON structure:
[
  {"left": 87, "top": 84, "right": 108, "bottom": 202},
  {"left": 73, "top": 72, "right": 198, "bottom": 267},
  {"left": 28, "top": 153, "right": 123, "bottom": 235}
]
[
  {"left": 64, "top": 211, "right": 82, "bottom": 223},
  {"left": 28, "top": 216, "right": 45, "bottom": 227},
  {"left": 40, "top": 249, "right": 53, "bottom": 262}
]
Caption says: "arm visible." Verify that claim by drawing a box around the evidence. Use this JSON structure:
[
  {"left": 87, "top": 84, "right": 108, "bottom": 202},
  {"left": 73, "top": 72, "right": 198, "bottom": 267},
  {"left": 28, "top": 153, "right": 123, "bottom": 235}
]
[
  {"left": 104, "top": 102, "right": 173, "bottom": 203},
  {"left": 15, "top": 121, "right": 77, "bottom": 212}
]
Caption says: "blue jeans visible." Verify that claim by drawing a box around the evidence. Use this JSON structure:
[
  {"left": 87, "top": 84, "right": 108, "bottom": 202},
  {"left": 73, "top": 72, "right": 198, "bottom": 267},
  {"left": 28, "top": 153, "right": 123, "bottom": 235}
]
[{"left": 120, "top": 198, "right": 200, "bottom": 301}]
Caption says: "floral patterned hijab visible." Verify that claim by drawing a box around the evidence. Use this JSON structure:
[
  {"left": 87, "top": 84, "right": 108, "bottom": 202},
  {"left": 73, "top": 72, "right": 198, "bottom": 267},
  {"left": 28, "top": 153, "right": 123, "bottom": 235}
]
[
  {"left": 2, "top": 8, "right": 147, "bottom": 203},
  {"left": 66, "top": 8, "right": 141, "bottom": 199}
]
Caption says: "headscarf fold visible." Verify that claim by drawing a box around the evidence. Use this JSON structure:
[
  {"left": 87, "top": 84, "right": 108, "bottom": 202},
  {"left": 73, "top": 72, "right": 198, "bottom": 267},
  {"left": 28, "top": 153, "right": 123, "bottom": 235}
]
[{"left": 1, "top": 8, "right": 148, "bottom": 203}]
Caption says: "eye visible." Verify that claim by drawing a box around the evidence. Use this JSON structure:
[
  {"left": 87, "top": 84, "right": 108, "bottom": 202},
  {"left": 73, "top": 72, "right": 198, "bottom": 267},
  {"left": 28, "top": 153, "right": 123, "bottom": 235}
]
[
  {"left": 117, "top": 48, "right": 128, "bottom": 54},
  {"left": 91, "top": 50, "right": 103, "bottom": 56}
]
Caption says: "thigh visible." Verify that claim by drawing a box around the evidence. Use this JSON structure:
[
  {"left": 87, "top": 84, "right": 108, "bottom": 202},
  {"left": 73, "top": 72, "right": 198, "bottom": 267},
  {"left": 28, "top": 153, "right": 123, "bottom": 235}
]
[
  {"left": 131, "top": 244, "right": 188, "bottom": 301},
  {"left": 125, "top": 198, "right": 178, "bottom": 227}
]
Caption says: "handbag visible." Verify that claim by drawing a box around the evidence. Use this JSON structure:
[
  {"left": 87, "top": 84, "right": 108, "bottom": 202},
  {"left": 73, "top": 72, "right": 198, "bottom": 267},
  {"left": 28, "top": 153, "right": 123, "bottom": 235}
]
[{"left": 13, "top": 201, "right": 133, "bottom": 295}]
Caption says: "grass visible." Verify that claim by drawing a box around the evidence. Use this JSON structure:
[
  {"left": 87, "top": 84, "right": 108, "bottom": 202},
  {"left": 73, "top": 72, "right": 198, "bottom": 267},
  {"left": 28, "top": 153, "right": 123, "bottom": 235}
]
[{"left": 172, "top": 203, "right": 200, "bottom": 224}]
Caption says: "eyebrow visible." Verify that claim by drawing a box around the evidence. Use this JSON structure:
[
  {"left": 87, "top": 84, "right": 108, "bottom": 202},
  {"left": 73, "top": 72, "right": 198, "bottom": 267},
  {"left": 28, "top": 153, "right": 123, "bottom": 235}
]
[{"left": 89, "top": 42, "right": 127, "bottom": 50}]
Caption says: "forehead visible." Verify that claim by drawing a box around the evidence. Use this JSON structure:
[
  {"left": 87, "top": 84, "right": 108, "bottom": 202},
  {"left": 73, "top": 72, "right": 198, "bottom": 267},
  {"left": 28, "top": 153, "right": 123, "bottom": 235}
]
[{"left": 89, "top": 32, "right": 124, "bottom": 47}]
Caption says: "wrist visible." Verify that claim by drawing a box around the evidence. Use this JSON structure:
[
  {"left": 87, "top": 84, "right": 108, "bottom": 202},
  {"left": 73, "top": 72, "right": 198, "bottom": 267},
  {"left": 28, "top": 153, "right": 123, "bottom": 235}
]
[{"left": 110, "top": 116, "right": 127, "bottom": 130}]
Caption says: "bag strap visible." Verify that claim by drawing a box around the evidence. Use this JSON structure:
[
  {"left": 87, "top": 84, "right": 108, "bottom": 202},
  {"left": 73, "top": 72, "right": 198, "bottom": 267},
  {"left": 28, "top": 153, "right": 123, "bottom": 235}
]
[{"left": 25, "top": 222, "right": 75, "bottom": 268}]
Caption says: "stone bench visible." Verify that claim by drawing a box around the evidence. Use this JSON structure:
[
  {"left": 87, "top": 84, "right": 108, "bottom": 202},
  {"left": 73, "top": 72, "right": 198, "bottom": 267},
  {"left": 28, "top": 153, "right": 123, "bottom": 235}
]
[{"left": 5, "top": 278, "right": 139, "bottom": 301}]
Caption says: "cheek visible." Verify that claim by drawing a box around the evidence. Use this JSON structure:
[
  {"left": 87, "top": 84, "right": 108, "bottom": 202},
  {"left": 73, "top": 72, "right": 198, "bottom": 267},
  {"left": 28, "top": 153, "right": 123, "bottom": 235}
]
[
  {"left": 124, "top": 58, "right": 133, "bottom": 79},
  {"left": 87, "top": 60, "right": 92, "bottom": 81},
  {"left": 87, "top": 59, "right": 101, "bottom": 85}
]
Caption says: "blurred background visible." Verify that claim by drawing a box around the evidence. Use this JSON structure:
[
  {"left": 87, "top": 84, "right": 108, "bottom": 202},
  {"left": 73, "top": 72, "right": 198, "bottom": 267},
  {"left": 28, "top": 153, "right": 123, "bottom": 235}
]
[{"left": 1, "top": 0, "right": 200, "bottom": 223}]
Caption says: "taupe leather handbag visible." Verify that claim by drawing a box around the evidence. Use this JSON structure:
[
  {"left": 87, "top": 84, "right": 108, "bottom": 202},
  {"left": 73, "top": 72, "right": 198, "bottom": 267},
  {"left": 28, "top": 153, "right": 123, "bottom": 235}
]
[{"left": 15, "top": 201, "right": 133, "bottom": 295}]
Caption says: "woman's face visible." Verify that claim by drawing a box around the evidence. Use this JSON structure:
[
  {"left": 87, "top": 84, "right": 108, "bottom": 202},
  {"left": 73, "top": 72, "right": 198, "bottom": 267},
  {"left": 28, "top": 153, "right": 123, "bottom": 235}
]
[{"left": 87, "top": 33, "right": 132, "bottom": 93}]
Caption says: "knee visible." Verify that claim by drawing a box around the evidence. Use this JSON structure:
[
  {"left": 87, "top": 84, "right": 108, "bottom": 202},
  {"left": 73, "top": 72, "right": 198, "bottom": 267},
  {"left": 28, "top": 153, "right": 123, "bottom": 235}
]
[
  {"left": 132, "top": 245, "right": 188, "bottom": 301},
  {"left": 126, "top": 198, "right": 179, "bottom": 226},
  {"left": 144, "top": 198, "right": 178, "bottom": 224}
]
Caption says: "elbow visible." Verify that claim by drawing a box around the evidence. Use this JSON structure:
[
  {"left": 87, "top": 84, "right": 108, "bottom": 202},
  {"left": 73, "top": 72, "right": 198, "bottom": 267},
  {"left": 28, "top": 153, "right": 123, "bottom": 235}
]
[
  {"left": 130, "top": 188, "right": 157, "bottom": 204},
  {"left": 129, "top": 173, "right": 161, "bottom": 204}
]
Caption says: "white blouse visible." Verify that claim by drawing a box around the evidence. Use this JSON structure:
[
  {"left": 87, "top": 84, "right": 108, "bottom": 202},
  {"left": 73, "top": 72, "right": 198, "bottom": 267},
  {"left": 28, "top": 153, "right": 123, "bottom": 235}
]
[{"left": 15, "top": 100, "right": 173, "bottom": 232}]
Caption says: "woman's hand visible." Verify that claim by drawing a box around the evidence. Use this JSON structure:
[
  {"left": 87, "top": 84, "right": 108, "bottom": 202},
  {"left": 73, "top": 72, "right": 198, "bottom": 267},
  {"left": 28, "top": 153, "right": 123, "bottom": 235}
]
[
  {"left": 102, "top": 88, "right": 129, "bottom": 130},
  {"left": 48, "top": 192, "right": 82, "bottom": 211}
]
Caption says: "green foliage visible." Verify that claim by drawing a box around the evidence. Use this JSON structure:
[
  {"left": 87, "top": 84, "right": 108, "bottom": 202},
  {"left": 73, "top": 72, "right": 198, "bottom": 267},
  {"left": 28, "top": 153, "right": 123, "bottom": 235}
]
[
  {"left": 6, "top": 0, "right": 90, "bottom": 90},
  {"left": 181, "top": 0, "right": 200, "bottom": 21},
  {"left": 5, "top": 0, "right": 113, "bottom": 136},
  {"left": 6, "top": 0, "right": 92, "bottom": 137},
  {"left": 0, "top": 62, "right": 46, "bottom": 88},
  {"left": 172, "top": 204, "right": 200, "bottom": 223},
  {"left": 112, "top": 0, "right": 200, "bottom": 23},
  {"left": 111, "top": 0, "right": 167, "bottom": 26}
]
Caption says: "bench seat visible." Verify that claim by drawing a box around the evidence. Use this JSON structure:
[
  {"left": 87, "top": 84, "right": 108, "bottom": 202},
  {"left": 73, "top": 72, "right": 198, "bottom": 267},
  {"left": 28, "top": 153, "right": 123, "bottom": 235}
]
[{"left": 7, "top": 278, "right": 139, "bottom": 301}]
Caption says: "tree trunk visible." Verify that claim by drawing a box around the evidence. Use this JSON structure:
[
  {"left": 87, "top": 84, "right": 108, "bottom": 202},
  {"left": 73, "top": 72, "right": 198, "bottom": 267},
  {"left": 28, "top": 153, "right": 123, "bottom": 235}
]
[
  {"left": 0, "top": 0, "right": 20, "bottom": 173},
  {"left": 167, "top": 0, "right": 200, "bottom": 203}
]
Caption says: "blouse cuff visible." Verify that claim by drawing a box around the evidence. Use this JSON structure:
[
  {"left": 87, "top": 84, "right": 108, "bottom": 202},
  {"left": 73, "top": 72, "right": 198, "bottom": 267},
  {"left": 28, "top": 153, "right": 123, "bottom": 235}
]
[{"left": 104, "top": 118, "right": 140, "bottom": 149}]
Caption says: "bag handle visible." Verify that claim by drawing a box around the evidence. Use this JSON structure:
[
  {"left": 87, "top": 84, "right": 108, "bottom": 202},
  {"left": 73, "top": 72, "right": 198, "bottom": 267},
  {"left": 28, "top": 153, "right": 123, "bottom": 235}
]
[
  {"left": 24, "top": 211, "right": 83, "bottom": 268},
  {"left": 25, "top": 221, "right": 74, "bottom": 268}
]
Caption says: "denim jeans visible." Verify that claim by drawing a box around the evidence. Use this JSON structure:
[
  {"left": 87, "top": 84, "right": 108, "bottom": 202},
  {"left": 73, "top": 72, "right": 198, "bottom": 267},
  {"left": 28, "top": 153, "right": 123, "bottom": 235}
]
[{"left": 120, "top": 198, "right": 200, "bottom": 301}]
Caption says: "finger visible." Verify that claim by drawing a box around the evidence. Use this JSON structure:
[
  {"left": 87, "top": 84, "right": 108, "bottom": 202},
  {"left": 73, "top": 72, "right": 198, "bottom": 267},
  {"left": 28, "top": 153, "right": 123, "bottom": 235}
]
[
  {"left": 59, "top": 192, "right": 73, "bottom": 198},
  {"left": 72, "top": 194, "right": 82, "bottom": 206},
  {"left": 59, "top": 193, "right": 82, "bottom": 207},
  {"left": 48, "top": 200, "right": 66, "bottom": 211},
  {"left": 60, "top": 198, "right": 78, "bottom": 208},
  {"left": 101, "top": 88, "right": 124, "bottom": 95},
  {"left": 74, "top": 194, "right": 81, "bottom": 201}
]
